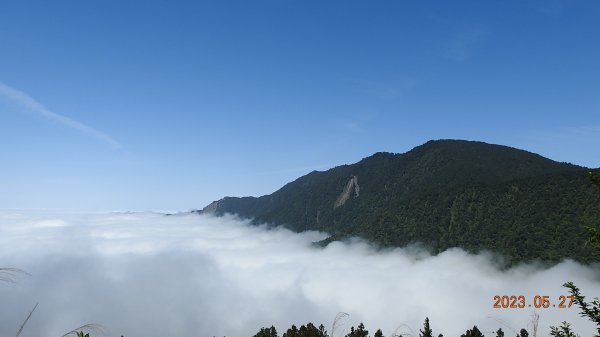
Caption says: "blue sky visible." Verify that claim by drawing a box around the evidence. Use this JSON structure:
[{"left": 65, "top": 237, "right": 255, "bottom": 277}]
[{"left": 1, "top": 0, "right": 599, "bottom": 211}]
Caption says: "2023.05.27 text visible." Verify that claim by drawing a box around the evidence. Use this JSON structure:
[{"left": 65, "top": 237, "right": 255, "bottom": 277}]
[{"left": 493, "top": 295, "right": 574, "bottom": 309}]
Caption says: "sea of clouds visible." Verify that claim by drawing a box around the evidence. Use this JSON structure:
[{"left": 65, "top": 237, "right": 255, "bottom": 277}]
[{"left": 1, "top": 211, "right": 599, "bottom": 337}]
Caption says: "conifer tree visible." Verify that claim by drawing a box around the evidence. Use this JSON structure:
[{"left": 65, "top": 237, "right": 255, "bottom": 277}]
[
  {"left": 300, "top": 324, "right": 309, "bottom": 337},
  {"left": 461, "top": 326, "right": 484, "bottom": 337},
  {"left": 356, "top": 323, "right": 368, "bottom": 337},
  {"left": 420, "top": 318, "right": 433, "bottom": 337},
  {"left": 496, "top": 328, "right": 504, "bottom": 337},
  {"left": 550, "top": 321, "right": 579, "bottom": 337},
  {"left": 318, "top": 324, "right": 329, "bottom": 337},
  {"left": 284, "top": 325, "right": 300, "bottom": 337},
  {"left": 253, "top": 326, "right": 279, "bottom": 337},
  {"left": 563, "top": 281, "right": 600, "bottom": 337},
  {"left": 345, "top": 323, "right": 368, "bottom": 337}
]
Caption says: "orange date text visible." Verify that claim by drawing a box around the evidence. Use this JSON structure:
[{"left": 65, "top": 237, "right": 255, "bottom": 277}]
[{"left": 493, "top": 295, "right": 574, "bottom": 309}]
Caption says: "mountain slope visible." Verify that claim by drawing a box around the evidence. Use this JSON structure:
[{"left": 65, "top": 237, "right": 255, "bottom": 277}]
[{"left": 200, "top": 140, "right": 600, "bottom": 263}]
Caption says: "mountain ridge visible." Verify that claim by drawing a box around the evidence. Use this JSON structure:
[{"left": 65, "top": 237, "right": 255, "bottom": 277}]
[{"left": 199, "top": 139, "right": 600, "bottom": 263}]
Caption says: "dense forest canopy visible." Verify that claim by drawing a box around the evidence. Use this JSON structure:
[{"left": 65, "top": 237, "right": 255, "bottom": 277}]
[{"left": 201, "top": 140, "right": 600, "bottom": 264}]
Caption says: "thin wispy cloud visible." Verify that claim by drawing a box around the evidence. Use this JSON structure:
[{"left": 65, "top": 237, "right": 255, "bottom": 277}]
[
  {"left": 516, "top": 124, "right": 600, "bottom": 168},
  {"left": 342, "top": 121, "right": 363, "bottom": 133},
  {"left": 444, "top": 26, "right": 490, "bottom": 61},
  {"left": 337, "top": 110, "right": 381, "bottom": 135},
  {"left": 538, "top": 0, "right": 567, "bottom": 17},
  {"left": 346, "top": 78, "right": 418, "bottom": 100},
  {"left": 0, "top": 82, "right": 121, "bottom": 149}
]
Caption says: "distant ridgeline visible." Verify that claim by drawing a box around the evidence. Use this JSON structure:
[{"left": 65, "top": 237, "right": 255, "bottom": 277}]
[{"left": 199, "top": 140, "right": 600, "bottom": 264}]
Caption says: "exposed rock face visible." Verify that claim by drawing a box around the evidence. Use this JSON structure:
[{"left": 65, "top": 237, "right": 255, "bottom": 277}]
[
  {"left": 202, "top": 200, "right": 221, "bottom": 214},
  {"left": 334, "top": 175, "right": 359, "bottom": 208}
]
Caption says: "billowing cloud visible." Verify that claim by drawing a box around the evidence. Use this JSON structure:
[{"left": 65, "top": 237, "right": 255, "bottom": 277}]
[
  {"left": 1, "top": 211, "right": 599, "bottom": 337},
  {"left": 0, "top": 82, "right": 120, "bottom": 148}
]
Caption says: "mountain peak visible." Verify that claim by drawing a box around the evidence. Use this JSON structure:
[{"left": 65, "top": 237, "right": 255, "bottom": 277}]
[{"left": 200, "top": 140, "right": 599, "bottom": 264}]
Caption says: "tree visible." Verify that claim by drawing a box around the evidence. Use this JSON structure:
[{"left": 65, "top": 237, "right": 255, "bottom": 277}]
[
  {"left": 318, "top": 324, "right": 329, "bottom": 337},
  {"left": 496, "top": 329, "right": 504, "bottom": 337},
  {"left": 590, "top": 171, "right": 600, "bottom": 187},
  {"left": 284, "top": 325, "right": 300, "bottom": 337},
  {"left": 300, "top": 325, "right": 309, "bottom": 337},
  {"left": 585, "top": 171, "right": 600, "bottom": 250},
  {"left": 374, "top": 329, "right": 384, "bottom": 337},
  {"left": 301, "top": 323, "right": 326, "bottom": 337},
  {"left": 356, "top": 323, "right": 368, "bottom": 337},
  {"left": 550, "top": 321, "right": 579, "bottom": 337},
  {"left": 420, "top": 318, "right": 433, "bottom": 337},
  {"left": 518, "top": 329, "right": 528, "bottom": 337},
  {"left": 254, "top": 326, "right": 279, "bottom": 337},
  {"left": 563, "top": 281, "right": 600, "bottom": 337},
  {"left": 280, "top": 323, "right": 329, "bottom": 337},
  {"left": 461, "top": 326, "right": 484, "bottom": 337},
  {"left": 345, "top": 323, "right": 368, "bottom": 337}
]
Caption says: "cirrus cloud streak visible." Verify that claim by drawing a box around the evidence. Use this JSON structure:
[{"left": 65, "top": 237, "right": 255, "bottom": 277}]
[{"left": 0, "top": 82, "right": 120, "bottom": 148}]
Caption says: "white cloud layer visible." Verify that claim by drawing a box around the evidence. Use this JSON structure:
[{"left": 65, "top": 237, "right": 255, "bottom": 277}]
[{"left": 1, "top": 211, "right": 599, "bottom": 337}]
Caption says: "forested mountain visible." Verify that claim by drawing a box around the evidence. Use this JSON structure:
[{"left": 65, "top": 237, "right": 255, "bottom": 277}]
[{"left": 200, "top": 140, "right": 600, "bottom": 263}]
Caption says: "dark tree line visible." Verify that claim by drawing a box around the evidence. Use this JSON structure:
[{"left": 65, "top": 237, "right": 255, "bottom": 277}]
[{"left": 252, "top": 317, "right": 534, "bottom": 337}]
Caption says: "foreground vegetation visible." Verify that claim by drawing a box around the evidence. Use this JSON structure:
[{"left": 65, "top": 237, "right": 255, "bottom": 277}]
[{"left": 250, "top": 317, "right": 552, "bottom": 337}]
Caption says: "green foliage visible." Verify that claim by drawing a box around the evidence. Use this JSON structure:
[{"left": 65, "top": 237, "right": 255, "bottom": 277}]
[
  {"left": 558, "top": 171, "right": 600, "bottom": 337},
  {"left": 550, "top": 321, "right": 579, "bottom": 337},
  {"left": 248, "top": 320, "right": 566, "bottom": 337},
  {"left": 585, "top": 226, "right": 600, "bottom": 252},
  {"left": 461, "top": 326, "right": 483, "bottom": 337},
  {"left": 282, "top": 323, "right": 328, "bottom": 337},
  {"left": 344, "top": 323, "right": 368, "bottom": 337},
  {"left": 584, "top": 171, "right": 600, "bottom": 250},
  {"left": 206, "top": 140, "right": 600, "bottom": 263},
  {"left": 563, "top": 281, "right": 600, "bottom": 336},
  {"left": 589, "top": 171, "right": 600, "bottom": 188},
  {"left": 76, "top": 332, "right": 89, "bottom": 337},
  {"left": 253, "top": 326, "right": 278, "bottom": 337},
  {"left": 419, "top": 317, "right": 433, "bottom": 337},
  {"left": 283, "top": 324, "right": 299, "bottom": 337}
]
